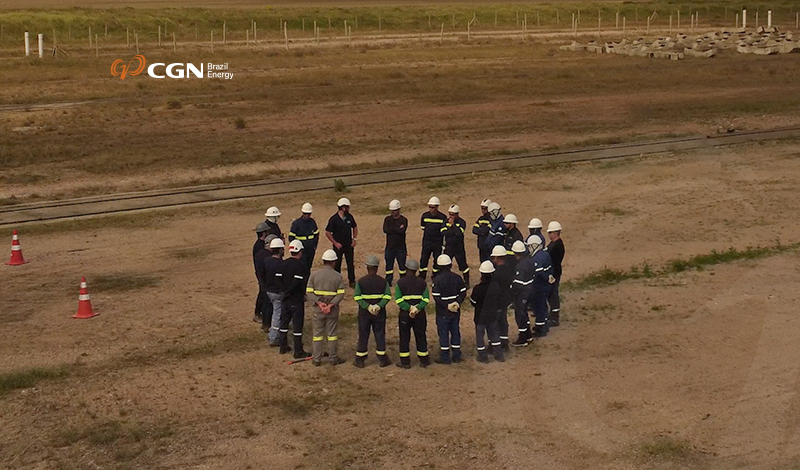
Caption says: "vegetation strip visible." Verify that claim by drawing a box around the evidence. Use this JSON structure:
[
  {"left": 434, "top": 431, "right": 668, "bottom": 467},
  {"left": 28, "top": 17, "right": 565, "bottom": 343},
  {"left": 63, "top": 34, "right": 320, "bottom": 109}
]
[{"left": 564, "top": 242, "right": 799, "bottom": 291}]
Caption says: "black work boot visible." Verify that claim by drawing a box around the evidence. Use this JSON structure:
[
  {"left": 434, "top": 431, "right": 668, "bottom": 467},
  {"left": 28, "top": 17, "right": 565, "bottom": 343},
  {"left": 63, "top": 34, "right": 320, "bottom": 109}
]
[
  {"left": 452, "top": 349, "right": 462, "bottom": 363},
  {"left": 353, "top": 356, "right": 366, "bottom": 368},
  {"left": 492, "top": 345, "right": 505, "bottom": 362},
  {"left": 477, "top": 350, "right": 489, "bottom": 363},
  {"left": 532, "top": 324, "right": 548, "bottom": 338},
  {"left": 512, "top": 332, "right": 530, "bottom": 347},
  {"left": 293, "top": 336, "right": 310, "bottom": 359},
  {"left": 501, "top": 339, "right": 510, "bottom": 351},
  {"left": 435, "top": 350, "right": 452, "bottom": 364},
  {"left": 278, "top": 333, "right": 292, "bottom": 355},
  {"left": 549, "top": 312, "right": 560, "bottom": 327},
  {"left": 463, "top": 272, "right": 470, "bottom": 290},
  {"left": 419, "top": 355, "right": 431, "bottom": 368},
  {"left": 378, "top": 355, "right": 392, "bottom": 367},
  {"left": 397, "top": 357, "right": 411, "bottom": 369}
]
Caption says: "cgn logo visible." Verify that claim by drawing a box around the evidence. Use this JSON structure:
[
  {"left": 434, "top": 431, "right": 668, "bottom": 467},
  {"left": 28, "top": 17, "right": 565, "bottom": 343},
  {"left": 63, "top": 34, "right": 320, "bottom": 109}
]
[{"left": 111, "top": 55, "right": 147, "bottom": 80}]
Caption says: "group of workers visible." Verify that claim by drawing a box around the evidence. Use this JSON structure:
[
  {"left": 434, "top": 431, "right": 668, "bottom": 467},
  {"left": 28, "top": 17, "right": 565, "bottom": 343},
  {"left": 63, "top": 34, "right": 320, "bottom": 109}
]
[{"left": 252, "top": 197, "right": 565, "bottom": 367}]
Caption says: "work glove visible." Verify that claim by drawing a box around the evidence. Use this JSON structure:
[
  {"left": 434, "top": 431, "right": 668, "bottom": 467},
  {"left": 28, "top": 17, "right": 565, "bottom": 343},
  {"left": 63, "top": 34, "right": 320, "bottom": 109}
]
[
  {"left": 548, "top": 275, "right": 556, "bottom": 284},
  {"left": 409, "top": 305, "right": 419, "bottom": 318},
  {"left": 447, "top": 302, "right": 460, "bottom": 313},
  {"left": 368, "top": 304, "right": 381, "bottom": 315}
]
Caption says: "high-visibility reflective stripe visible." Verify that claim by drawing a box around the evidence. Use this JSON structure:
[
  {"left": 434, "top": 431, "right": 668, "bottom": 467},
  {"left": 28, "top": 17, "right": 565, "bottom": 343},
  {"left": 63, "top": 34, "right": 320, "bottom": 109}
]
[
  {"left": 513, "top": 279, "right": 533, "bottom": 285},
  {"left": 327, "top": 336, "right": 338, "bottom": 341},
  {"left": 470, "top": 299, "right": 477, "bottom": 305},
  {"left": 477, "top": 346, "right": 486, "bottom": 351},
  {"left": 459, "top": 227, "right": 465, "bottom": 233},
  {"left": 462, "top": 268, "right": 470, "bottom": 273},
  {"left": 460, "top": 287, "right": 466, "bottom": 292},
  {"left": 294, "top": 236, "right": 307, "bottom": 240},
  {"left": 423, "top": 218, "right": 445, "bottom": 223},
  {"left": 491, "top": 342, "right": 501, "bottom": 346},
  {"left": 440, "top": 347, "right": 450, "bottom": 351},
  {"left": 552, "top": 308, "right": 560, "bottom": 312},
  {"left": 271, "top": 326, "right": 279, "bottom": 330},
  {"left": 518, "top": 328, "right": 528, "bottom": 332},
  {"left": 79, "top": 294, "right": 91, "bottom": 301},
  {"left": 440, "top": 295, "right": 458, "bottom": 301},
  {"left": 535, "top": 267, "right": 547, "bottom": 272},
  {"left": 419, "top": 267, "right": 428, "bottom": 272},
  {"left": 306, "top": 287, "right": 314, "bottom": 292},
  {"left": 293, "top": 333, "right": 303, "bottom": 336},
  {"left": 451, "top": 345, "right": 461, "bottom": 349},
  {"left": 398, "top": 270, "right": 407, "bottom": 274},
  {"left": 279, "top": 329, "right": 289, "bottom": 333},
  {"left": 506, "top": 250, "right": 515, "bottom": 255},
  {"left": 479, "top": 220, "right": 491, "bottom": 225},
  {"left": 376, "top": 350, "right": 386, "bottom": 356},
  {"left": 356, "top": 351, "right": 368, "bottom": 357},
  {"left": 385, "top": 270, "right": 394, "bottom": 275},
  {"left": 313, "top": 336, "right": 324, "bottom": 341},
  {"left": 499, "top": 336, "right": 509, "bottom": 340},
  {"left": 274, "top": 273, "right": 283, "bottom": 277},
  {"left": 337, "top": 289, "right": 345, "bottom": 294},
  {"left": 399, "top": 352, "right": 411, "bottom": 357},
  {"left": 313, "top": 290, "right": 339, "bottom": 295},
  {"left": 417, "top": 351, "right": 429, "bottom": 357},
  {"left": 294, "top": 275, "right": 304, "bottom": 280},
  {"left": 535, "top": 322, "right": 546, "bottom": 326},
  {"left": 431, "top": 292, "right": 440, "bottom": 296},
  {"left": 11, "top": 246, "right": 21, "bottom": 251}
]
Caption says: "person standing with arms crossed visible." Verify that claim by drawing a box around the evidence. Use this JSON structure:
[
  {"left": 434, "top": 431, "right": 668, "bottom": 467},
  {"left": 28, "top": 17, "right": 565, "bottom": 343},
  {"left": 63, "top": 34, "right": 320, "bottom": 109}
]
[
  {"left": 545, "top": 221, "right": 565, "bottom": 327},
  {"left": 383, "top": 199, "right": 408, "bottom": 287}
]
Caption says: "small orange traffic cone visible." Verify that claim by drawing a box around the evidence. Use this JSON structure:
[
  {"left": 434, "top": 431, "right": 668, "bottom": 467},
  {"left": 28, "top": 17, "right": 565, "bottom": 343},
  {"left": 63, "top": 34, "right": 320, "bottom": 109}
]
[
  {"left": 73, "top": 277, "right": 99, "bottom": 319},
  {"left": 6, "top": 230, "right": 28, "bottom": 266}
]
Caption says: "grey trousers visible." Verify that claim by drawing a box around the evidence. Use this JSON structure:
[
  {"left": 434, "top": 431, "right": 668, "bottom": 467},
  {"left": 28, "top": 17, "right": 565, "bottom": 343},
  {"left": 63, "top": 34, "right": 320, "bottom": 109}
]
[{"left": 312, "top": 306, "right": 340, "bottom": 361}]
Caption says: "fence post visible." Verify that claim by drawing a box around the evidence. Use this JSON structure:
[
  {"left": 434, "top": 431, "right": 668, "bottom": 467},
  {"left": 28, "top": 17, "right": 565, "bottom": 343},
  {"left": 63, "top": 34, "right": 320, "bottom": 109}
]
[
  {"left": 285, "top": 22, "right": 289, "bottom": 50},
  {"left": 38, "top": 33, "right": 43, "bottom": 58},
  {"left": 24, "top": 31, "right": 30, "bottom": 56},
  {"left": 223, "top": 21, "right": 226, "bottom": 45},
  {"left": 173, "top": 32, "right": 176, "bottom": 52},
  {"left": 135, "top": 31, "right": 139, "bottom": 54},
  {"left": 211, "top": 31, "right": 214, "bottom": 53},
  {"left": 95, "top": 34, "right": 98, "bottom": 57},
  {"left": 158, "top": 25, "right": 161, "bottom": 47}
]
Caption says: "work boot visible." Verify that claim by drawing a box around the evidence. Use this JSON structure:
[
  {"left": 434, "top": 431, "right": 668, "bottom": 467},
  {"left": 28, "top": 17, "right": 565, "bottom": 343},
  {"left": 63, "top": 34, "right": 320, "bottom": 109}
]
[
  {"left": 493, "top": 349, "right": 506, "bottom": 362},
  {"left": 353, "top": 356, "right": 366, "bottom": 368},
  {"left": 501, "top": 339, "right": 510, "bottom": 351},
  {"left": 533, "top": 324, "right": 549, "bottom": 338},
  {"left": 278, "top": 333, "right": 291, "bottom": 354},
  {"left": 293, "top": 336, "right": 310, "bottom": 359},
  {"left": 396, "top": 357, "right": 411, "bottom": 369},
  {"left": 452, "top": 349, "right": 462, "bottom": 363},
  {"left": 549, "top": 312, "right": 560, "bottom": 327},
  {"left": 419, "top": 356, "right": 431, "bottom": 368},
  {"left": 477, "top": 350, "right": 490, "bottom": 363},
  {"left": 512, "top": 331, "right": 530, "bottom": 347},
  {"left": 312, "top": 359, "right": 322, "bottom": 367},
  {"left": 378, "top": 355, "right": 392, "bottom": 367},
  {"left": 253, "top": 314, "right": 262, "bottom": 323},
  {"left": 463, "top": 272, "right": 470, "bottom": 290},
  {"left": 330, "top": 357, "right": 346, "bottom": 366},
  {"left": 435, "top": 351, "right": 452, "bottom": 364}
]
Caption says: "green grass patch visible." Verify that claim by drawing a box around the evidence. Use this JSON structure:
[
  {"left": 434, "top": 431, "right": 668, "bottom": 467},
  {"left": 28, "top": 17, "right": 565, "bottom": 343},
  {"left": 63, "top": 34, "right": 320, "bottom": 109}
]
[
  {"left": 0, "top": 211, "right": 175, "bottom": 239},
  {"left": 565, "top": 242, "right": 798, "bottom": 291},
  {"left": 91, "top": 273, "right": 162, "bottom": 292},
  {"left": 0, "top": 365, "right": 72, "bottom": 396},
  {"left": 639, "top": 435, "right": 698, "bottom": 462},
  {"left": 167, "top": 247, "right": 209, "bottom": 260},
  {"left": 602, "top": 206, "right": 633, "bottom": 217}
]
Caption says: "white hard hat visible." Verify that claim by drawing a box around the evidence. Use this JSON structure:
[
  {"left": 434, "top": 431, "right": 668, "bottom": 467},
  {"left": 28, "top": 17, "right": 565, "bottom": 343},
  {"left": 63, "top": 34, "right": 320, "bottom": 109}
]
[
  {"left": 337, "top": 198, "right": 351, "bottom": 207},
  {"left": 525, "top": 235, "right": 542, "bottom": 249},
  {"left": 264, "top": 206, "right": 281, "bottom": 217},
  {"left": 301, "top": 203, "right": 313, "bottom": 214},
  {"left": 480, "top": 199, "right": 492, "bottom": 208},
  {"left": 389, "top": 199, "right": 401, "bottom": 211},
  {"left": 490, "top": 245, "right": 507, "bottom": 257},
  {"left": 288, "top": 239, "right": 304, "bottom": 253},
  {"left": 479, "top": 260, "right": 496, "bottom": 274},
  {"left": 269, "top": 238, "right": 285, "bottom": 249},
  {"left": 487, "top": 202, "right": 501, "bottom": 213},
  {"left": 528, "top": 218, "right": 543, "bottom": 229},
  {"left": 436, "top": 254, "right": 452, "bottom": 266},
  {"left": 511, "top": 240, "right": 527, "bottom": 253},
  {"left": 448, "top": 204, "right": 460, "bottom": 214},
  {"left": 322, "top": 249, "right": 338, "bottom": 261},
  {"left": 365, "top": 255, "right": 380, "bottom": 267},
  {"left": 504, "top": 214, "right": 519, "bottom": 225},
  {"left": 547, "top": 221, "right": 563, "bottom": 233},
  {"left": 427, "top": 196, "right": 441, "bottom": 206}
]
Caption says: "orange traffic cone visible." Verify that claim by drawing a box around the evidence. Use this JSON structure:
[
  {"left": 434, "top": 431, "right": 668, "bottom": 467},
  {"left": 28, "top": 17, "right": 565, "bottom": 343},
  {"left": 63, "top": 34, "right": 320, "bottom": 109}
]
[
  {"left": 6, "top": 230, "right": 28, "bottom": 266},
  {"left": 73, "top": 277, "right": 99, "bottom": 319}
]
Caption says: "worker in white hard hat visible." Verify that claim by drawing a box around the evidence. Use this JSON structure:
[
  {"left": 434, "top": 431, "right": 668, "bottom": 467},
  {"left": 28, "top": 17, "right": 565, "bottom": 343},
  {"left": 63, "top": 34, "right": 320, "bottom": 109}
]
[
  {"left": 472, "top": 199, "right": 493, "bottom": 262},
  {"left": 431, "top": 254, "right": 467, "bottom": 364},
  {"left": 324, "top": 197, "right": 358, "bottom": 288},
  {"left": 490, "top": 245, "right": 514, "bottom": 350},
  {"left": 288, "top": 203, "right": 319, "bottom": 277},
  {"left": 418, "top": 196, "right": 448, "bottom": 280},
  {"left": 502, "top": 214, "right": 524, "bottom": 256},
  {"left": 484, "top": 202, "right": 506, "bottom": 253},
  {"left": 470, "top": 260, "right": 505, "bottom": 363},
  {"left": 263, "top": 206, "right": 284, "bottom": 241},
  {"left": 394, "top": 258, "right": 431, "bottom": 368},
  {"left": 278, "top": 240, "right": 311, "bottom": 358},
  {"left": 257, "top": 238, "right": 286, "bottom": 347},
  {"left": 510, "top": 239, "right": 534, "bottom": 346},
  {"left": 527, "top": 218, "right": 546, "bottom": 249},
  {"left": 544, "top": 221, "right": 565, "bottom": 327},
  {"left": 382, "top": 199, "right": 408, "bottom": 287},
  {"left": 306, "top": 249, "right": 347, "bottom": 366},
  {"left": 442, "top": 204, "right": 470, "bottom": 288},
  {"left": 252, "top": 222, "right": 270, "bottom": 324},
  {"left": 525, "top": 234, "right": 555, "bottom": 338},
  {"left": 353, "top": 255, "right": 393, "bottom": 368}
]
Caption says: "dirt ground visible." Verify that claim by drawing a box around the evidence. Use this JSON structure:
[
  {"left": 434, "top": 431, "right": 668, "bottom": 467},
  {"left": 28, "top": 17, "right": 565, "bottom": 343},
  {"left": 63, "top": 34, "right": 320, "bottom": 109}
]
[{"left": 2, "top": 140, "right": 800, "bottom": 469}]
